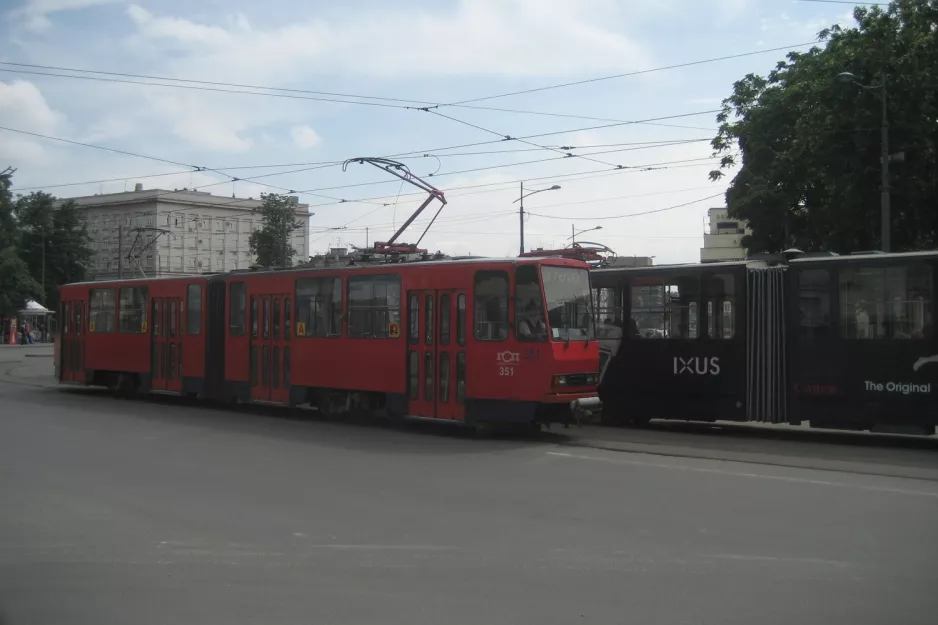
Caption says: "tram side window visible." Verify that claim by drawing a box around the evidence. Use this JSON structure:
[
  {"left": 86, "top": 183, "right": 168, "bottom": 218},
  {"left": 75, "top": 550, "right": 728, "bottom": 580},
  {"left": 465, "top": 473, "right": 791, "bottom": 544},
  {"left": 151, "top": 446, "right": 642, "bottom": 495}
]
[
  {"left": 515, "top": 265, "right": 546, "bottom": 342},
  {"left": 705, "top": 274, "right": 735, "bottom": 340},
  {"left": 348, "top": 275, "right": 401, "bottom": 339},
  {"left": 89, "top": 288, "right": 115, "bottom": 333},
  {"left": 593, "top": 287, "right": 621, "bottom": 324},
  {"left": 474, "top": 270, "right": 509, "bottom": 341},
  {"left": 229, "top": 282, "right": 246, "bottom": 336},
  {"left": 630, "top": 276, "right": 700, "bottom": 339},
  {"left": 839, "top": 264, "right": 933, "bottom": 340},
  {"left": 186, "top": 284, "right": 202, "bottom": 335},
  {"left": 797, "top": 269, "right": 831, "bottom": 339},
  {"left": 295, "top": 277, "right": 343, "bottom": 337},
  {"left": 118, "top": 286, "right": 149, "bottom": 333}
]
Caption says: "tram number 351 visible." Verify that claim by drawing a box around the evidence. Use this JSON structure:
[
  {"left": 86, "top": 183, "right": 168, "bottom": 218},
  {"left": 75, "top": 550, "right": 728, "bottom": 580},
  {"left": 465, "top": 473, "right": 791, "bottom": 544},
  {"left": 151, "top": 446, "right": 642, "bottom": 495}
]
[{"left": 498, "top": 366, "right": 516, "bottom": 377}]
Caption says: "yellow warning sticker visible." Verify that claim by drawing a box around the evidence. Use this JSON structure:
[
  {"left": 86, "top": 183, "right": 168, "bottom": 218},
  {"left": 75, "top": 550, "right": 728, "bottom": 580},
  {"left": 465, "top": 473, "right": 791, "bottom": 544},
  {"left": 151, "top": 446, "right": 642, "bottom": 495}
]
[
  {"left": 89, "top": 321, "right": 95, "bottom": 332},
  {"left": 141, "top": 321, "right": 148, "bottom": 333},
  {"left": 296, "top": 322, "right": 307, "bottom": 337},
  {"left": 388, "top": 323, "right": 400, "bottom": 338}
]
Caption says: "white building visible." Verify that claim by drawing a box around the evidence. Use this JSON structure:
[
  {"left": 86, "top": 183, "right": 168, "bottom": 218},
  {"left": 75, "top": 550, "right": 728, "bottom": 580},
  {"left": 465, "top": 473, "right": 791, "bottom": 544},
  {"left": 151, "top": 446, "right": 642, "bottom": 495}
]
[
  {"left": 700, "top": 207, "right": 750, "bottom": 263},
  {"left": 68, "top": 184, "right": 311, "bottom": 279}
]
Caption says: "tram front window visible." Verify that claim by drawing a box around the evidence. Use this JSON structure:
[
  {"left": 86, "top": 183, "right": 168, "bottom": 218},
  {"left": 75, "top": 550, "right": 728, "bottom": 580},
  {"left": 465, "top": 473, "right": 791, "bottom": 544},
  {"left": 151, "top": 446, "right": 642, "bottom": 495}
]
[{"left": 542, "top": 266, "right": 594, "bottom": 341}]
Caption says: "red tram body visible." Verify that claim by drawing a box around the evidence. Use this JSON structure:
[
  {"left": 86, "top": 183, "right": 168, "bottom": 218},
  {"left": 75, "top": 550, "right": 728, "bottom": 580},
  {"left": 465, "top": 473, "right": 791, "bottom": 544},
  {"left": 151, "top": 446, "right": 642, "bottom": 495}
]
[{"left": 56, "top": 257, "right": 599, "bottom": 427}]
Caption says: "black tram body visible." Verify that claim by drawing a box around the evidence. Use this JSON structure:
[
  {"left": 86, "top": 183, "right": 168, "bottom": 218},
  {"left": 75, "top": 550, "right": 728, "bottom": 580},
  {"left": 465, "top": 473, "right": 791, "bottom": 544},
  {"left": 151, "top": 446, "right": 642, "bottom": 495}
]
[
  {"left": 593, "top": 250, "right": 937, "bottom": 434},
  {"left": 591, "top": 261, "right": 751, "bottom": 425},
  {"left": 787, "top": 251, "right": 937, "bottom": 433}
]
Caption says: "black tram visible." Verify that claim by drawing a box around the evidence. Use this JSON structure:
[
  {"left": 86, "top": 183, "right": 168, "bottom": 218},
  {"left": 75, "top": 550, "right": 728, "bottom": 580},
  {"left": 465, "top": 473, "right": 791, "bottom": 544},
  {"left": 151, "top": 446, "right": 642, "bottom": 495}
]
[{"left": 593, "top": 250, "right": 937, "bottom": 434}]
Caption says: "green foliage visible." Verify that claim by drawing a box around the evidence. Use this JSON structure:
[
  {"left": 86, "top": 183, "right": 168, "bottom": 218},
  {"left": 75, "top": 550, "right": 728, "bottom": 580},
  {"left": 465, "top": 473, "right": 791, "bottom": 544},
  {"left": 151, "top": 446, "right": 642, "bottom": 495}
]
[
  {"left": 248, "top": 193, "right": 303, "bottom": 268},
  {"left": 0, "top": 247, "right": 40, "bottom": 318},
  {"left": 14, "top": 191, "right": 93, "bottom": 308},
  {"left": 0, "top": 169, "right": 40, "bottom": 316},
  {"left": 710, "top": 0, "right": 938, "bottom": 254},
  {"left": 0, "top": 167, "right": 17, "bottom": 251}
]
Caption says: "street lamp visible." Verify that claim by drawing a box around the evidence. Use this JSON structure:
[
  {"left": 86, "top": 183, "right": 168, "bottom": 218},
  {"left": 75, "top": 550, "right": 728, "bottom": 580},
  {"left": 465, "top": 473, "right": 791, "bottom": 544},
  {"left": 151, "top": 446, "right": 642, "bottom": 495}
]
[
  {"left": 837, "top": 71, "right": 896, "bottom": 252},
  {"left": 513, "top": 182, "right": 561, "bottom": 255},
  {"left": 568, "top": 225, "right": 602, "bottom": 243}
]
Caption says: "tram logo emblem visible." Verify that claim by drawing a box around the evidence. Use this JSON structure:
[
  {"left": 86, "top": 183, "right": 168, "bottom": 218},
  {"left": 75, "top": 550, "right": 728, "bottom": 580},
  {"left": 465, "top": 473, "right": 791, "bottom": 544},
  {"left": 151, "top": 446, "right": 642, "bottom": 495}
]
[
  {"left": 496, "top": 351, "right": 521, "bottom": 365},
  {"left": 673, "top": 356, "right": 720, "bottom": 376},
  {"left": 913, "top": 355, "right": 938, "bottom": 372}
]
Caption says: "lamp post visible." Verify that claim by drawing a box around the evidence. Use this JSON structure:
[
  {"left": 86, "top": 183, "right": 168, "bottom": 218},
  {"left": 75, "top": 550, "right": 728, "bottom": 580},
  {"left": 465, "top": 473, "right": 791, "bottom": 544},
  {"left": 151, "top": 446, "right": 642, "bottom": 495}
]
[
  {"left": 837, "top": 71, "right": 895, "bottom": 252},
  {"left": 569, "top": 225, "right": 602, "bottom": 244},
  {"left": 514, "top": 183, "right": 561, "bottom": 255}
]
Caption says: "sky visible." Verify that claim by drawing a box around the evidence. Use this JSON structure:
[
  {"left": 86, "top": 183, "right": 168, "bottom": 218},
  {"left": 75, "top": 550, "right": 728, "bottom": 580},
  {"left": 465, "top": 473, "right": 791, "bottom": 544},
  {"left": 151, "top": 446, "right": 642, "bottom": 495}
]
[{"left": 0, "top": 0, "right": 858, "bottom": 263}]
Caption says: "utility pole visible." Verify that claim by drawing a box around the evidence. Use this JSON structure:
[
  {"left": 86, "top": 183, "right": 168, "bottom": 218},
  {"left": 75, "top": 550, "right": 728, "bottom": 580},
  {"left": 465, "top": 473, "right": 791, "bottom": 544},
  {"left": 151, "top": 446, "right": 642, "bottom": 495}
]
[
  {"left": 879, "top": 72, "right": 890, "bottom": 253},
  {"left": 118, "top": 225, "right": 123, "bottom": 279},
  {"left": 366, "top": 227, "right": 369, "bottom": 248},
  {"left": 519, "top": 181, "right": 525, "bottom": 256},
  {"left": 571, "top": 223, "right": 575, "bottom": 245},
  {"left": 40, "top": 233, "right": 45, "bottom": 303}
]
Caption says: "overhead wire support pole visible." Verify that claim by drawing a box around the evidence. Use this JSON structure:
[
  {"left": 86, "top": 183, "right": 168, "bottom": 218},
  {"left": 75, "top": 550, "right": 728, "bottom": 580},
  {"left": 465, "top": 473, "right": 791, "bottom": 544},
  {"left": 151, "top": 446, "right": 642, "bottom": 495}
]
[{"left": 342, "top": 157, "right": 446, "bottom": 255}]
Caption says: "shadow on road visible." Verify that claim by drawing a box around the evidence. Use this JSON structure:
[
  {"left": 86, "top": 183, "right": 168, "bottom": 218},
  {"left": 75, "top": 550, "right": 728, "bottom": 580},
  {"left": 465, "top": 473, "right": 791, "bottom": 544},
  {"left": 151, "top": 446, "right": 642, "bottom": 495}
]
[
  {"left": 51, "top": 387, "right": 573, "bottom": 455},
  {"left": 613, "top": 418, "right": 938, "bottom": 452}
]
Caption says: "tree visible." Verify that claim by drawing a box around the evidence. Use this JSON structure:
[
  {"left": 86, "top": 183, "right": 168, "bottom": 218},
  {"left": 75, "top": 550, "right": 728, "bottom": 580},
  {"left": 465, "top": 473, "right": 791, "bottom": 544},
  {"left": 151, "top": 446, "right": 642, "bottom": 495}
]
[
  {"left": 0, "top": 168, "right": 39, "bottom": 317},
  {"left": 249, "top": 193, "right": 303, "bottom": 268},
  {"left": 14, "top": 191, "right": 93, "bottom": 308},
  {"left": 710, "top": 0, "right": 938, "bottom": 254},
  {"left": 0, "top": 167, "right": 17, "bottom": 251}
]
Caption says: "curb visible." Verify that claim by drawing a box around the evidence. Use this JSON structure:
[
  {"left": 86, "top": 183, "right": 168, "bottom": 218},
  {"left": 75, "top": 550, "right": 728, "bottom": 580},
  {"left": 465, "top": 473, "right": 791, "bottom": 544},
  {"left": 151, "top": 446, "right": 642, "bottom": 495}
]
[{"left": 561, "top": 437, "right": 938, "bottom": 483}]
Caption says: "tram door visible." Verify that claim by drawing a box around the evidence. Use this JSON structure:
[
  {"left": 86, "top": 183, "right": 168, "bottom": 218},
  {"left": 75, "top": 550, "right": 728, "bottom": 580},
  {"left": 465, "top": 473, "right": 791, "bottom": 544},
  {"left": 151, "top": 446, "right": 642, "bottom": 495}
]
[
  {"left": 59, "top": 298, "right": 86, "bottom": 383},
  {"left": 150, "top": 297, "right": 183, "bottom": 392},
  {"left": 406, "top": 289, "right": 467, "bottom": 421},
  {"left": 248, "top": 292, "right": 291, "bottom": 404}
]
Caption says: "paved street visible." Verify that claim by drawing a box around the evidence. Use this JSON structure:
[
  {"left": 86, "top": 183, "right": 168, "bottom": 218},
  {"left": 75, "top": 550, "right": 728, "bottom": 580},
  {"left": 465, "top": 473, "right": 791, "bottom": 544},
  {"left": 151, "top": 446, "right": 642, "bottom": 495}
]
[{"left": 1, "top": 358, "right": 938, "bottom": 625}]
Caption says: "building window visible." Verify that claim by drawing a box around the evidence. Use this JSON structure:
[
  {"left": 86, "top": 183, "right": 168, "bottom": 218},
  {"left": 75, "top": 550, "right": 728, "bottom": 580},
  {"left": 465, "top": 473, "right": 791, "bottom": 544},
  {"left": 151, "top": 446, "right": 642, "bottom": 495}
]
[
  {"left": 839, "top": 264, "right": 932, "bottom": 340},
  {"left": 515, "top": 264, "right": 546, "bottom": 341},
  {"left": 295, "top": 277, "right": 342, "bottom": 337},
  {"left": 797, "top": 269, "right": 831, "bottom": 340},
  {"left": 118, "top": 286, "right": 148, "bottom": 333},
  {"left": 630, "top": 276, "right": 700, "bottom": 339},
  {"left": 89, "top": 288, "right": 116, "bottom": 333},
  {"left": 473, "top": 270, "right": 509, "bottom": 341},
  {"left": 187, "top": 284, "right": 202, "bottom": 335},
  {"left": 229, "top": 282, "right": 246, "bottom": 336},
  {"left": 705, "top": 273, "right": 735, "bottom": 339},
  {"left": 215, "top": 220, "right": 223, "bottom": 231},
  {"left": 348, "top": 275, "right": 401, "bottom": 338}
]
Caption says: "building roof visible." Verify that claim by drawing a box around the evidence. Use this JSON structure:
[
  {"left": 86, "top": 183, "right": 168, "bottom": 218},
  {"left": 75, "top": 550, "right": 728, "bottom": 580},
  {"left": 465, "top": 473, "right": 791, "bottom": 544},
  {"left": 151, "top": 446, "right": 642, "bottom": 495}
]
[{"left": 62, "top": 187, "right": 311, "bottom": 215}]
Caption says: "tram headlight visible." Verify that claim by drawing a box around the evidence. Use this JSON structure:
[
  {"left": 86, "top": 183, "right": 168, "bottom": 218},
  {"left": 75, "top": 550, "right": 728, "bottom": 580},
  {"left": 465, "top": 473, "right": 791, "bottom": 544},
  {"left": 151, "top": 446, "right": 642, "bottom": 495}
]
[{"left": 552, "top": 373, "right": 599, "bottom": 387}]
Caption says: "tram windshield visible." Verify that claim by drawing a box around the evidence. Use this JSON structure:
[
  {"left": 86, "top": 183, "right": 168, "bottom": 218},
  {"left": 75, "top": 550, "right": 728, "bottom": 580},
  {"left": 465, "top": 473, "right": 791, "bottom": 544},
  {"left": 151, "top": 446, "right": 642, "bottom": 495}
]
[{"left": 542, "top": 266, "right": 594, "bottom": 341}]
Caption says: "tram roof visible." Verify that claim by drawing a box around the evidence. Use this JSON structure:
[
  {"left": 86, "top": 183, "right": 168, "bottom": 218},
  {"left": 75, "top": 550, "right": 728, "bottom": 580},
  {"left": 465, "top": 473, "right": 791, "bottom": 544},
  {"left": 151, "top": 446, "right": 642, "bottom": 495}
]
[
  {"left": 788, "top": 249, "right": 938, "bottom": 264},
  {"left": 60, "top": 255, "right": 588, "bottom": 288}
]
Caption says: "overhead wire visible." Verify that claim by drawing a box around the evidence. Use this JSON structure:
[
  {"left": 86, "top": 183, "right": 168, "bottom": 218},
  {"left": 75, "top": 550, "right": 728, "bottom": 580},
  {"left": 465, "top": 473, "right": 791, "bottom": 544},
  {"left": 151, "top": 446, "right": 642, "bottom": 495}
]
[
  {"left": 0, "top": 40, "right": 817, "bottom": 128},
  {"left": 442, "top": 41, "right": 819, "bottom": 106},
  {"left": 423, "top": 108, "right": 624, "bottom": 168},
  {"left": 525, "top": 191, "right": 726, "bottom": 220}
]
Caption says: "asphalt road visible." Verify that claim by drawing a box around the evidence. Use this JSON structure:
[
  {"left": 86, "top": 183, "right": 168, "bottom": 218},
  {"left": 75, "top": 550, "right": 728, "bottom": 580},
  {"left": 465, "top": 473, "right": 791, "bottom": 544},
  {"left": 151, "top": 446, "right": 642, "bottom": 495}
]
[{"left": 1, "top": 368, "right": 938, "bottom": 624}]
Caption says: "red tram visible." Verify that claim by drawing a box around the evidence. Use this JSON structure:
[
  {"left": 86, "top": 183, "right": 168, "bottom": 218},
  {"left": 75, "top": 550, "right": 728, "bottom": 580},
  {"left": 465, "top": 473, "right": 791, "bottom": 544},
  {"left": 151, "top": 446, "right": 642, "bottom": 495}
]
[{"left": 55, "top": 257, "right": 599, "bottom": 428}]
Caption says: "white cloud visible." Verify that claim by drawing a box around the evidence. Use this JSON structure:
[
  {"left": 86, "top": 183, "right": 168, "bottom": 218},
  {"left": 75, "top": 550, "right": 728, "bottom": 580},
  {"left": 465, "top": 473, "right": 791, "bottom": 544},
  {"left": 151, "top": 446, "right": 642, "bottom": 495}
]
[
  {"left": 290, "top": 125, "right": 322, "bottom": 150},
  {"left": 8, "top": 0, "right": 120, "bottom": 32},
  {"left": 126, "top": 4, "right": 233, "bottom": 47},
  {"left": 0, "top": 80, "right": 65, "bottom": 167},
  {"left": 124, "top": 0, "right": 649, "bottom": 81},
  {"left": 0, "top": 80, "right": 62, "bottom": 132}
]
